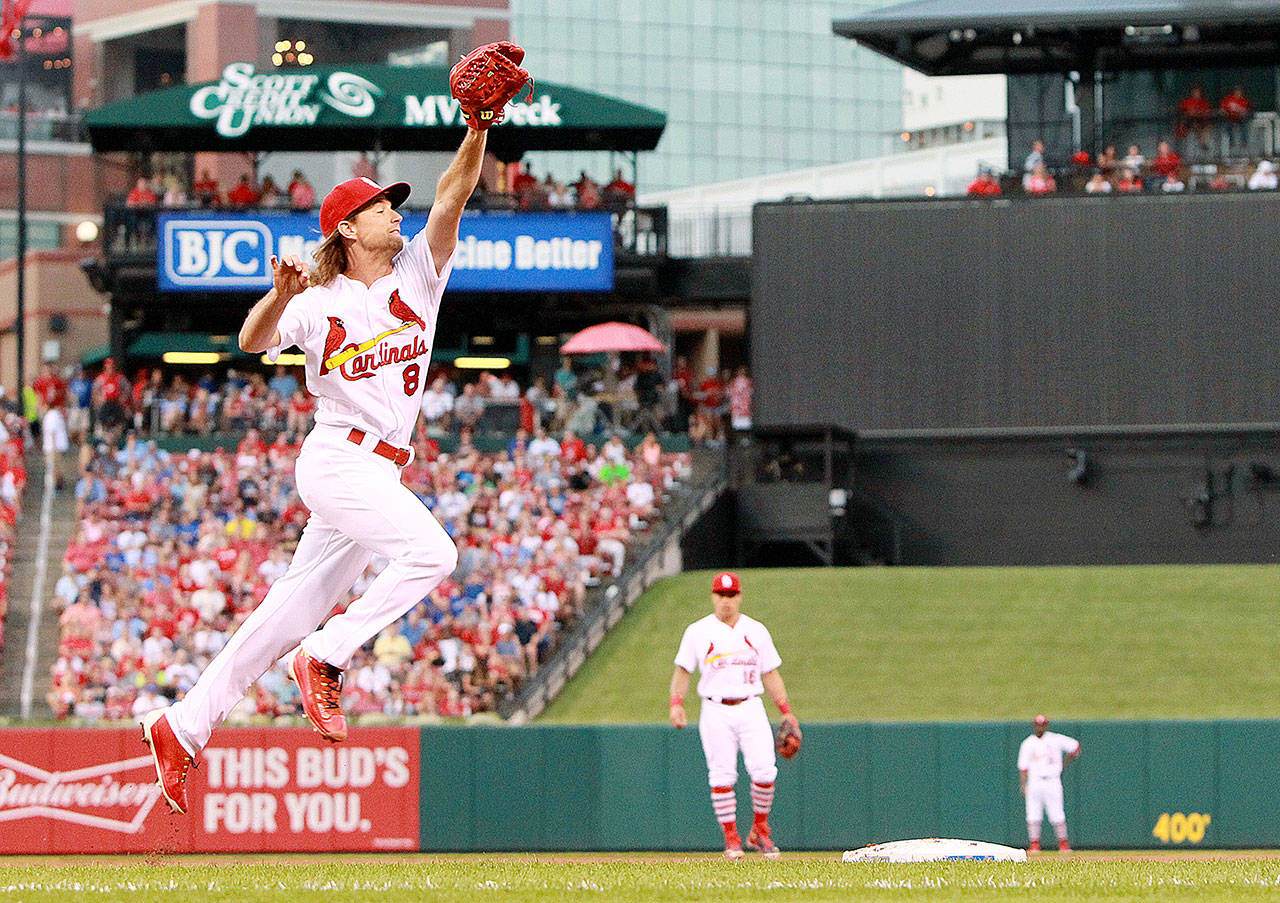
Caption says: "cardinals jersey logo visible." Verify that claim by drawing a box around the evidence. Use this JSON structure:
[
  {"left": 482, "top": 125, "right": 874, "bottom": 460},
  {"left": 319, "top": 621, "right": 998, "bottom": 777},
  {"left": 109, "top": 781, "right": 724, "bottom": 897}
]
[
  {"left": 387, "top": 289, "right": 426, "bottom": 331},
  {"left": 321, "top": 290, "right": 429, "bottom": 375},
  {"left": 320, "top": 316, "right": 346, "bottom": 375}
]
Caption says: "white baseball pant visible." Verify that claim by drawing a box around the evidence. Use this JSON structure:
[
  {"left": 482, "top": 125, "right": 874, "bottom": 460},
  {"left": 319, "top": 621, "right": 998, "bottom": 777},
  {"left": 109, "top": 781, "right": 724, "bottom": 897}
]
[
  {"left": 699, "top": 696, "right": 778, "bottom": 787},
  {"left": 1025, "top": 776, "right": 1066, "bottom": 824},
  {"left": 170, "top": 424, "right": 457, "bottom": 753}
]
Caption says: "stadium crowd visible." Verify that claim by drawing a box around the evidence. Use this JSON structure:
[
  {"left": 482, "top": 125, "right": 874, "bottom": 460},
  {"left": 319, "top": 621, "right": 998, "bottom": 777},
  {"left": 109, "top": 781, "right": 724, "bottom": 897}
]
[
  {"left": 0, "top": 397, "right": 29, "bottom": 659},
  {"left": 46, "top": 420, "right": 689, "bottom": 724},
  {"left": 41, "top": 355, "right": 750, "bottom": 449}
]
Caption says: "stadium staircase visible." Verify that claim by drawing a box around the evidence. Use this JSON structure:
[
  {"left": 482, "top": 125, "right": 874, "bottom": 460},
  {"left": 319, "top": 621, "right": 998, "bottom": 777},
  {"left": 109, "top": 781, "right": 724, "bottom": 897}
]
[
  {"left": 0, "top": 453, "right": 78, "bottom": 720},
  {"left": 503, "top": 448, "right": 728, "bottom": 723}
]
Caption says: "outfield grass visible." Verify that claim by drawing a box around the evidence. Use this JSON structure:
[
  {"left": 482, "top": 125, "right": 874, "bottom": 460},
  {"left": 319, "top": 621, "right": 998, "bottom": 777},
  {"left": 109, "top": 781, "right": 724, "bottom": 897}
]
[
  {"left": 5, "top": 856, "right": 1280, "bottom": 902},
  {"left": 538, "top": 565, "right": 1280, "bottom": 723}
]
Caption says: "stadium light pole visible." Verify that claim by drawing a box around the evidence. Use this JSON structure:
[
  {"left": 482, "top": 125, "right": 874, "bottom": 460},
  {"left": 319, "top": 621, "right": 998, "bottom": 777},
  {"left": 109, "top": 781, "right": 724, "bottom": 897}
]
[{"left": 13, "top": 8, "right": 28, "bottom": 400}]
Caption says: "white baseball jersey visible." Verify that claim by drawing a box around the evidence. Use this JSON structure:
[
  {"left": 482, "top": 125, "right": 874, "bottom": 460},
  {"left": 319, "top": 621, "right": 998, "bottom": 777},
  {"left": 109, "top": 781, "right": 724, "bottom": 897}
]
[
  {"left": 271, "top": 227, "right": 454, "bottom": 447},
  {"left": 1018, "top": 731, "right": 1080, "bottom": 779},
  {"left": 674, "top": 613, "right": 781, "bottom": 700}
]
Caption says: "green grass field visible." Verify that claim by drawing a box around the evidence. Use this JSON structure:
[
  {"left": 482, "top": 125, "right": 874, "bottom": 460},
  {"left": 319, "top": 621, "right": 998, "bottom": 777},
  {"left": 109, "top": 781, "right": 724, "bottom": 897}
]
[
  {"left": 6, "top": 855, "right": 1280, "bottom": 902},
  {"left": 539, "top": 565, "right": 1280, "bottom": 723}
]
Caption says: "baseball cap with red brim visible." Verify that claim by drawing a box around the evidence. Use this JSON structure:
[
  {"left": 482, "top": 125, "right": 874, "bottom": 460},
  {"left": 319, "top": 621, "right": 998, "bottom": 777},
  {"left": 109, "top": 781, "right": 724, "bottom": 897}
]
[
  {"left": 319, "top": 177, "right": 411, "bottom": 238},
  {"left": 1034, "top": 714, "right": 1049, "bottom": 725},
  {"left": 712, "top": 571, "right": 741, "bottom": 595}
]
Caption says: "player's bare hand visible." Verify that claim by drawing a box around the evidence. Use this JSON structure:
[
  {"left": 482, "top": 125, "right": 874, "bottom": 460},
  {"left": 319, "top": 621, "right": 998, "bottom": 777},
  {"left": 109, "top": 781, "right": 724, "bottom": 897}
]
[
  {"left": 271, "top": 254, "right": 310, "bottom": 300},
  {"left": 670, "top": 704, "right": 687, "bottom": 729}
]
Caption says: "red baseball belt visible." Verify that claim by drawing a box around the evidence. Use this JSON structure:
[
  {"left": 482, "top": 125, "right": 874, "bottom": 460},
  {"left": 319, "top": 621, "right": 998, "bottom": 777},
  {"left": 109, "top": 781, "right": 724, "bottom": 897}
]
[{"left": 347, "top": 427, "right": 410, "bottom": 467}]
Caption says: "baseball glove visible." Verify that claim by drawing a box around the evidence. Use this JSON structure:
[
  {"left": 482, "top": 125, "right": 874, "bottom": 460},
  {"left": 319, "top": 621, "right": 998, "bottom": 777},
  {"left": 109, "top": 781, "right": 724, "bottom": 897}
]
[
  {"left": 449, "top": 41, "right": 534, "bottom": 130},
  {"left": 775, "top": 720, "right": 802, "bottom": 759}
]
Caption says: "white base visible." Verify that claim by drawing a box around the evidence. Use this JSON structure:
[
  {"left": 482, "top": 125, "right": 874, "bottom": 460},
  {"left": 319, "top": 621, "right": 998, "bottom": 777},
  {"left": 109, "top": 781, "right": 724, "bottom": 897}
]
[{"left": 842, "top": 838, "right": 1028, "bottom": 863}]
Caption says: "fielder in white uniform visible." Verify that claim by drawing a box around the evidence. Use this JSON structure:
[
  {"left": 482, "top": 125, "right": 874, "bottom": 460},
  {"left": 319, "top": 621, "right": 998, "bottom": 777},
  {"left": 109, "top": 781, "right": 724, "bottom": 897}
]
[
  {"left": 141, "top": 125, "right": 488, "bottom": 814},
  {"left": 670, "top": 571, "right": 800, "bottom": 859},
  {"left": 1018, "top": 714, "right": 1081, "bottom": 853}
]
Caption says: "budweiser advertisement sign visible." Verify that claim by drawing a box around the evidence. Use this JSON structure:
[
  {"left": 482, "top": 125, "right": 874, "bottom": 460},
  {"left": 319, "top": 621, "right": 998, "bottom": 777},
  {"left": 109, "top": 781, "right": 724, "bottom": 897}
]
[{"left": 0, "top": 727, "right": 419, "bottom": 853}]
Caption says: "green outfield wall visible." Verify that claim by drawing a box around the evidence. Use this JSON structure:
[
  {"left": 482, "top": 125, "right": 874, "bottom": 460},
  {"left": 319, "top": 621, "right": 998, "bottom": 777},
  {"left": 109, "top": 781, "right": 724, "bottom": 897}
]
[{"left": 418, "top": 720, "right": 1277, "bottom": 851}]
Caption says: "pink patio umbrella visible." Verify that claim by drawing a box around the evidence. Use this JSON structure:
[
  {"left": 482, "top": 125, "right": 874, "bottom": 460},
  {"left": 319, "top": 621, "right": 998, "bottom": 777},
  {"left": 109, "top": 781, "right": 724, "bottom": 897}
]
[{"left": 560, "top": 321, "right": 665, "bottom": 354}]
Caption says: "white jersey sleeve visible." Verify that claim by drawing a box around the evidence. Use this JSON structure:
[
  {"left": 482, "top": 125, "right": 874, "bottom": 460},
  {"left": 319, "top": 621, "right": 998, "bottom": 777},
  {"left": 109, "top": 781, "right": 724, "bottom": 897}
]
[
  {"left": 753, "top": 622, "right": 783, "bottom": 673},
  {"left": 1017, "top": 736, "right": 1033, "bottom": 771},
  {"left": 269, "top": 293, "right": 321, "bottom": 360},
  {"left": 674, "top": 623, "right": 701, "bottom": 674},
  {"left": 1057, "top": 733, "right": 1081, "bottom": 756}
]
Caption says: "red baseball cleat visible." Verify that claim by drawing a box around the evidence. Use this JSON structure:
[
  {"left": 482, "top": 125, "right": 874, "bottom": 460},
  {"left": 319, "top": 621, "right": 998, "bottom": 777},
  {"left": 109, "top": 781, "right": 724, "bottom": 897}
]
[
  {"left": 290, "top": 648, "right": 348, "bottom": 742},
  {"left": 1059, "top": 840, "right": 1072, "bottom": 854},
  {"left": 140, "top": 709, "right": 197, "bottom": 814},
  {"left": 1028, "top": 839, "right": 1041, "bottom": 853},
  {"left": 745, "top": 826, "right": 781, "bottom": 859}
]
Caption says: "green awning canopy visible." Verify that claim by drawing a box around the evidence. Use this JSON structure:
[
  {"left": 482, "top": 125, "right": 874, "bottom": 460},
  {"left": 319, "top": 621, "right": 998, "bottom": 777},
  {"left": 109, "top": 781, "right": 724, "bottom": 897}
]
[
  {"left": 126, "top": 332, "right": 248, "bottom": 358},
  {"left": 85, "top": 63, "right": 666, "bottom": 160}
]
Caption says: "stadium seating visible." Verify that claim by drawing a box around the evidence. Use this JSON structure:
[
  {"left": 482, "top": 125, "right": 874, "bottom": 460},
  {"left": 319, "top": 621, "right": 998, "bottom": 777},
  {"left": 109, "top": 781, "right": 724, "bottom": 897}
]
[{"left": 47, "top": 428, "right": 688, "bottom": 723}]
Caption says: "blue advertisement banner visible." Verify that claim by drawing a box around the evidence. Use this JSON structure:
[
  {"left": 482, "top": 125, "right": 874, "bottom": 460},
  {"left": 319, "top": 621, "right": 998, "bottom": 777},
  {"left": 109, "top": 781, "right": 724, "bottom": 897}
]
[{"left": 157, "top": 210, "right": 614, "bottom": 293}]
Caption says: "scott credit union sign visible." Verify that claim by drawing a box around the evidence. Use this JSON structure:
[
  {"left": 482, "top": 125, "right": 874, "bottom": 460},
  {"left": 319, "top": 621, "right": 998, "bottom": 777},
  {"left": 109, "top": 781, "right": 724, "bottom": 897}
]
[{"left": 191, "top": 62, "right": 562, "bottom": 138}]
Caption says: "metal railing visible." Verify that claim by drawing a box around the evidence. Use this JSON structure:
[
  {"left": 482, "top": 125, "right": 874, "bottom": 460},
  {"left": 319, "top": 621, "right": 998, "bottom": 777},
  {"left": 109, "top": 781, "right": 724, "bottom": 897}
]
[{"left": 501, "top": 449, "right": 727, "bottom": 722}]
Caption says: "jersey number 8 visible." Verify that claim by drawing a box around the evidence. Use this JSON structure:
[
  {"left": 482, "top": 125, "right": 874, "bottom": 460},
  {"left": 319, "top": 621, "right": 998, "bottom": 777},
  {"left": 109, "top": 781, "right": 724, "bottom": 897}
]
[{"left": 402, "top": 363, "right": 420, "bottom": 396}]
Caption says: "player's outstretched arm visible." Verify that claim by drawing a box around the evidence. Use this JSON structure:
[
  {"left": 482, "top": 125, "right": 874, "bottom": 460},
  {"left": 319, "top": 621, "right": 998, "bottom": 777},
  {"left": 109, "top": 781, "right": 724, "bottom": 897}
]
[
  {"left": 761, "top": 669, "right": 798, "bottom": 730},
  {"left": 240, "top": 255, "right": 309, "bottom": 353},
  {"left": 669, "top": 667, "right": 691, "bottom": 728},
  {"left": 426, "top": 127, "right": 487, "bottom": 273}
]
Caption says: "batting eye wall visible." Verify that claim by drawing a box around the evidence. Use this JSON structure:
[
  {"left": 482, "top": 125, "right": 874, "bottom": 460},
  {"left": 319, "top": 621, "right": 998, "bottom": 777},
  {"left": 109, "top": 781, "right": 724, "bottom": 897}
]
[{"left": 751, "top": 193, "right": 1280, "bottom": 433}]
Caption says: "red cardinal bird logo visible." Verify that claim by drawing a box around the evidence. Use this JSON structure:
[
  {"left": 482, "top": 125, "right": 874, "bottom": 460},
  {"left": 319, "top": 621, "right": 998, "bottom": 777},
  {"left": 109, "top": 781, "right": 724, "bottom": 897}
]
[
  {"left": 320, "top": 316, "right": 347, "bottom": 375},
  {"left": 387, "top": 289, "right": 425, "bottom": 331}
]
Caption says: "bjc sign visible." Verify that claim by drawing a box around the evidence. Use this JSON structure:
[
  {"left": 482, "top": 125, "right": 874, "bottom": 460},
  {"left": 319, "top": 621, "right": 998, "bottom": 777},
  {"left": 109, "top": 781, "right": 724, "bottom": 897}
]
[{"left": 0, "top": 727, "right": 419, "bottom": 853}]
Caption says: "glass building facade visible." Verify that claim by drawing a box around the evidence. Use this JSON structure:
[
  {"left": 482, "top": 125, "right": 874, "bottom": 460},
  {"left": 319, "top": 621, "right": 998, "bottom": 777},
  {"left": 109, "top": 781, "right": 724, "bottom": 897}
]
[{"left": 510, "top": 0, "right": 903, "bottom": 192}]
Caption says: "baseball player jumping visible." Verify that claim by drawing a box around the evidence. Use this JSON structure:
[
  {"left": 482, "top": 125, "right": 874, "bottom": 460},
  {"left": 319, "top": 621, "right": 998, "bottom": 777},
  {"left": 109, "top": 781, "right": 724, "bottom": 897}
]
[
  {"left": 140, "top": 43, "right": 529, "bottom": 814},
  {"left": 670, "top": 572, "right": 801, "bottom": 859},
  {"left": 1018, "top": 714, "right": 1081, "bottom": 853}
]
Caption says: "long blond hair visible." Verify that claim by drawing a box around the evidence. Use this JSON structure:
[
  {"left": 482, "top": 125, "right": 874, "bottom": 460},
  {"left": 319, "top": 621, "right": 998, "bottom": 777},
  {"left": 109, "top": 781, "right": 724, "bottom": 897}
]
[{"left": 310, "top": 229, "right": 348, "bottom": 287}]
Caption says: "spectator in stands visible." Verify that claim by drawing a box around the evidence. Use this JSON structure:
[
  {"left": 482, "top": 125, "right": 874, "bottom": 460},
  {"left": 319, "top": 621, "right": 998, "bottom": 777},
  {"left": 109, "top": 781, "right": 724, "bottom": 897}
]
[
  {"left": 1118, "top": 168, "right": 1144, "bottom": 193},
  {"left": 126, "top": 177, "right": 157, "bottom": 208},
  {"left": 1220, "top": 85, "right": 1253, "bottom": 155},
  {"left": 728, "top": 365, "right": 753, "bottom": 435},
  {"left": 547, "top": 179, "right": 573, "bottom": 209},
  {"left": 124, "top": 177, "right": 158, "bottom": 248},
  {"left": 1023, "top": 140, "right": 1045, "bottom": 174},
  {"left": 161, "top": 173, "right": 188, "bottom": 207},
  {"left": 1085, "top": 171, "right": 1112, "bottom": 194},
  {"left": 966, "top": 169, "right": 1002, "bottom": 196},
  {"left": 351, "top": 151, "right": 377, "bottom": 182},
  {"left": 554, "top": 357, "right": 579, "bottom": 404},
  {"left": 33, "top": 362, "right": 69, "bottom": 489},
  {"left": 193, "top": 169, "right": 221, "bottom": 207},
  {"left": 91, "top": 358, "right": 129, "bottom": 436},
  {"left": 420, "top": 376, "right": 455, "bottom": 433},
  {"left": 1247, "top": 160, "right": 1278, "bottom": 191},
  {"left": 453, "top": 382, "right": 485, "bottom": 432},
  {"left": 695, "top": 366, "right": 726, "bottom": 444},
  {"left": 1122, "top": 144, "right": 1146, "bottom": 173},
  {"left": 1161, "top": 171, "right": 1186, "bottom": 193},
  {"left": 573, "top": 171, "right": 602, "bottom": 210},
  {"left": 603, "top": 169, "right": 636, "bottom": 209},
  {"left": 226, "top": 174, "right": 260, "bottom": 208},
  {"left": 1023, "top": 162, "right": 1056, "bottom": 195},
  {"left": 258, "top": 175, "right": 284, "bottom": 208},
  {"left": 1176, "top": 85, "right": 1213, "bottom": 152},
  {"left": 66, "top": 366, "right": 91, "bottom": 444},
  {"left": 287, "top": 170, "right": 316, "bottom": 211},
  {"left": 1152, "top": 141, "right": 1182, "bottom": 179},
  {"left": 267, "top": 365, "right": 298, "bottom": 401},
  {"left": 1095, "top": 145, "right": 1119, "bottom": 181}
]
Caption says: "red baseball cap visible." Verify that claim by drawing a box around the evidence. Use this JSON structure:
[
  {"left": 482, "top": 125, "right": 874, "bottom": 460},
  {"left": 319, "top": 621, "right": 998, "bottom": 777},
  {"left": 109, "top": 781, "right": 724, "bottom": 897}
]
[
  {"left": 319, "top": 177, "right": 411, "bottom": 238},
  {"left": 711, "top": 571, "right": 741, "bottom": 595},
  {"left": 1034, "top": 714, "right": 1049, "bottom": 725}
]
